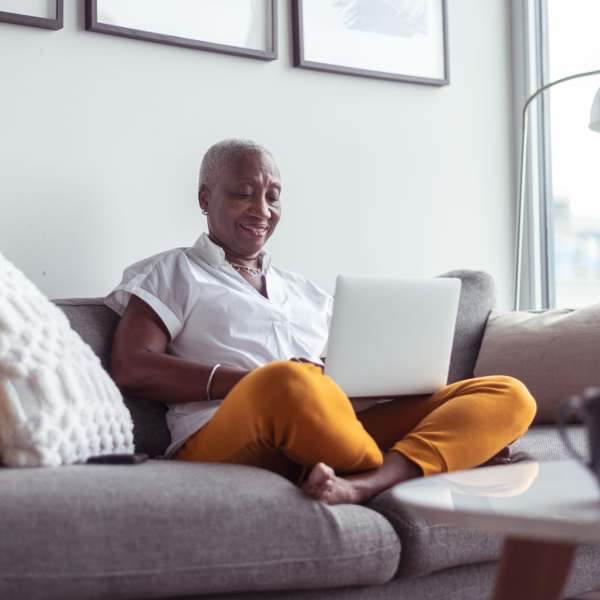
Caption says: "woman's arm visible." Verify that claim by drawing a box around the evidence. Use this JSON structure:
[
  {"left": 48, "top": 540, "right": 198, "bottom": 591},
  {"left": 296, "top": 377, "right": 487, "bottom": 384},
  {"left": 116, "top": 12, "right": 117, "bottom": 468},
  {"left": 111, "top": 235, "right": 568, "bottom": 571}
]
[{"left": 109, "top": 295, "right": 248, "bottom": 403}]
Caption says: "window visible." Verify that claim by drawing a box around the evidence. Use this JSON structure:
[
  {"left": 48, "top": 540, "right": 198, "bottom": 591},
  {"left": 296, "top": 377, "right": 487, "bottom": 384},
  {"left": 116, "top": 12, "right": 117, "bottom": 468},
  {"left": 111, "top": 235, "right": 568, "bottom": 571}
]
[
  {"left": 545, "top": 1, "right": 600, "bottom": 308},
  {"left": 516, "top": 0, "right": 600, "bottom": 309}
]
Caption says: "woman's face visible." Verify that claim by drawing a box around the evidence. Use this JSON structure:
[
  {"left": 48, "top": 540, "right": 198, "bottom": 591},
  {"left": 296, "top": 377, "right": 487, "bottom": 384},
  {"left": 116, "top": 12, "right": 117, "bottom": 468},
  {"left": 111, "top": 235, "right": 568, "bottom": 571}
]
[{"left": 200, "top": 151, "right": 281, "bottom": 259}]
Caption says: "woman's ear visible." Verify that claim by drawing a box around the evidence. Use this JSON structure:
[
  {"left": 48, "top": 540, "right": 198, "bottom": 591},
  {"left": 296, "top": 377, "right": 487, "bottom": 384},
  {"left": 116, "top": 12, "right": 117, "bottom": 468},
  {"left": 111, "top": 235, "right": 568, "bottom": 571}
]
[{"left": 199, "top": 184, "right": 209, "bottom": 213}]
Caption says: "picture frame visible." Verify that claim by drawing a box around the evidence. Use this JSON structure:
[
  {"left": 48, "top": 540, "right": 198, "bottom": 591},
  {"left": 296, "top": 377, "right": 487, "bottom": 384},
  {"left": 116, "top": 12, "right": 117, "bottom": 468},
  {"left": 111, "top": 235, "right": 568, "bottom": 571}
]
[
  {"left": 0, "top": 0, "right": 63, "bottom": 30},
  {"left": 292, "top": 0, "right": 449, "bottom": 86},
  {"left": 86, "top": 0, "right": 277, "bottom": 61}
]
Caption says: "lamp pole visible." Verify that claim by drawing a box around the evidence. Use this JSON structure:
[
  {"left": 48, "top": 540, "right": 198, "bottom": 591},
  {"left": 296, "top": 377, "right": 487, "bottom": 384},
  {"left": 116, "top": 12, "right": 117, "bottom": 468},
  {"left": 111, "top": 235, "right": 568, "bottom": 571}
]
[{"left": 513, "top": 68, "right": 600, "bottom": 311}]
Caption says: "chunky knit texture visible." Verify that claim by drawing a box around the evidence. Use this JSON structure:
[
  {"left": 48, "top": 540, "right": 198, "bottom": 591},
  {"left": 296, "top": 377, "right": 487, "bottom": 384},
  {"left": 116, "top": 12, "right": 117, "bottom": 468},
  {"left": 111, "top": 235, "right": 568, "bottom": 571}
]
[{"left": 0, "top": 253, "right": 134, "bottom": 467}]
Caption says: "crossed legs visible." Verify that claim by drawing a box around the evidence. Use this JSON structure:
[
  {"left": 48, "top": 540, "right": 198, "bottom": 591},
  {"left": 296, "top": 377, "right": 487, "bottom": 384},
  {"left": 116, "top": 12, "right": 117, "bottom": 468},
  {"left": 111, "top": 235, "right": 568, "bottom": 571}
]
[
  {"left": 174, "top": 361, "right": 537, "bottom": 504},
  {"left": 301, "top": 375, "right": 536, "bottom": 503}
]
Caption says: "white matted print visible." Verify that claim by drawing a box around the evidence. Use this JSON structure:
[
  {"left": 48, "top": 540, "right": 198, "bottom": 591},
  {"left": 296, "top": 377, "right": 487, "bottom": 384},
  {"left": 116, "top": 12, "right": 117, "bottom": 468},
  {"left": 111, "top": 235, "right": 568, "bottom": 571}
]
[
  {"left": 293, "top": 0, "right": 448, "bottom": 85},
  {"left": 87, "top": 0, "right": 277, "bottom": 60},
  {"left": 0, "top": 0, "right": 54, "bottom": 18},
  {"left": 0, "top": 0, "right": 62, "bottom": 29}
]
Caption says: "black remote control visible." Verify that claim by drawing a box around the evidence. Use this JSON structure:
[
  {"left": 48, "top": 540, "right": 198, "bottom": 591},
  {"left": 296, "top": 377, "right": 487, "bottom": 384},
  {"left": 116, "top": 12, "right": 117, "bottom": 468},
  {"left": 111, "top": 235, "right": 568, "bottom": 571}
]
[{"left": 86, "top": 453, "right": 148, "bottom": 465}]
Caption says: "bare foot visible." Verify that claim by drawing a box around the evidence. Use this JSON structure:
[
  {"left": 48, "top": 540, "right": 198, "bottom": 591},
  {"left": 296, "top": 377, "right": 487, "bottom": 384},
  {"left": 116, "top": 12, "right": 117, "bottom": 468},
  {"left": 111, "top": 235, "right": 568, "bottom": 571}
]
[{"left": 300, "top": 462, "right": 365, "bottom": 505}]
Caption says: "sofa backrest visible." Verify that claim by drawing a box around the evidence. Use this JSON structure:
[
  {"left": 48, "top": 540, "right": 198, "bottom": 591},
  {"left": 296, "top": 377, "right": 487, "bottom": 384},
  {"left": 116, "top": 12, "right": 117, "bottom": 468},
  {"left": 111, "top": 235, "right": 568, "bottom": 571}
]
[
  {"left": 53, "top": 270, "right": 495, "bottom": 456},
  {"left": 439, "top": 269, "right": 496, "bottom": 383},
  {"left": 53, "top": 299, "right": 171, "bottom": 457}
]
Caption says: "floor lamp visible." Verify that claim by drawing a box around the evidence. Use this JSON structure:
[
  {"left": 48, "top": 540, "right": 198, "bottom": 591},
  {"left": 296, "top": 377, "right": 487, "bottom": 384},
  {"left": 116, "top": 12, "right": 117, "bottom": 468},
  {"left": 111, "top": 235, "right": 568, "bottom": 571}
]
[{"left": 514, "top": 68, "right": 600, "bottom": 311}]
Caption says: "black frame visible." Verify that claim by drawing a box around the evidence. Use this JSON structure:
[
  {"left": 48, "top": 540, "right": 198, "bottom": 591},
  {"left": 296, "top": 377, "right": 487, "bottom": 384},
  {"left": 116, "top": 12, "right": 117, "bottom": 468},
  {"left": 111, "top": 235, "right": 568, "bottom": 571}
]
[
  {"left": 0, "top": 1, "right": 63, "bottom": 30},
  {"left": 292, "top": 0, "right": 449, "bottom": 86},
  {"left": 86, "top": 0, "right": 277, "bottom": 61}
]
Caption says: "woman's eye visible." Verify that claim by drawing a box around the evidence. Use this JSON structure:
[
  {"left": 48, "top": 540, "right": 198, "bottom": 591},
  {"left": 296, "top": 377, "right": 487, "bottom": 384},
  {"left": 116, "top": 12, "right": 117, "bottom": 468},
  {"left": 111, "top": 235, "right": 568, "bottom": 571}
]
[{"left": 268, "top": 196, "right": 280, "bottom": 204}]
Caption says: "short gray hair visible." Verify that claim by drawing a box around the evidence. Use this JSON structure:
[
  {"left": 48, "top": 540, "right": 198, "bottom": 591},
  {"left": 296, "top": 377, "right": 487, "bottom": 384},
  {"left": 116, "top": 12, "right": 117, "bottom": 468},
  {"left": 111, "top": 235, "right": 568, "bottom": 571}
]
[{"left": 198, "top": 138, "right": 274, "bottom": 192}]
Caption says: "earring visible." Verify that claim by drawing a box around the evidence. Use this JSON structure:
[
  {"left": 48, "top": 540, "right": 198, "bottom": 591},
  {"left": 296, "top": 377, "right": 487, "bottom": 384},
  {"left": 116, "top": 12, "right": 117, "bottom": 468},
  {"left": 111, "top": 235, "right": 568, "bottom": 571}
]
[{"left": 202, "top": 209, "right": 208, "bottom": 215}]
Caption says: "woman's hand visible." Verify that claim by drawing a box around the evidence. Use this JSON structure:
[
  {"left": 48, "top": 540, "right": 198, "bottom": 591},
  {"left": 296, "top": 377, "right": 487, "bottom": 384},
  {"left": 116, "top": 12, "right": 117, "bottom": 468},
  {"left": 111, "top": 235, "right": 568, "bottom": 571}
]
[{"left": 289, "top": 357, "right": 325, "bottom": 373}]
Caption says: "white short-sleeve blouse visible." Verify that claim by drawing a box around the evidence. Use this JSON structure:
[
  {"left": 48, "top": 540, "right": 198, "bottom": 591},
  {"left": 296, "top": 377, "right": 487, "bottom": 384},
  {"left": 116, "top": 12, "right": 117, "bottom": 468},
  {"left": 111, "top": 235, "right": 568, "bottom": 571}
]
[{"left": 105, "top": 233, "right": 351, "bottom": 457}]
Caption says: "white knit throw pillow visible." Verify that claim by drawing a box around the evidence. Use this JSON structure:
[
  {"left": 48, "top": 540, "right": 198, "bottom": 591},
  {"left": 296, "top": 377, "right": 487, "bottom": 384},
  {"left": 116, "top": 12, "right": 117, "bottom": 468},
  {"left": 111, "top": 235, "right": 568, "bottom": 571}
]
[{"left": 0, "top": 252, "right": 134, "bottom": 467}]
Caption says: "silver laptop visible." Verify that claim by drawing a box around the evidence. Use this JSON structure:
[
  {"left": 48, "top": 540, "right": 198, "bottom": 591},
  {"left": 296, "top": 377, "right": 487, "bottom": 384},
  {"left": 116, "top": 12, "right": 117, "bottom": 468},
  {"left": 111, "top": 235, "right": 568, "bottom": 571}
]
[{"left": 323, "top": 276, "right": 461, "bottom": 397}]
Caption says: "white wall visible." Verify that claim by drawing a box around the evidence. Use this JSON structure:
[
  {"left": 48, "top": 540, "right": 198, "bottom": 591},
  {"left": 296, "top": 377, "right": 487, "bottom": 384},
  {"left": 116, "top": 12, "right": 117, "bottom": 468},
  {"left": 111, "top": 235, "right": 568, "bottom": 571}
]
[{"left": 0, "top": 1, "right": 516, "bottom": 309}]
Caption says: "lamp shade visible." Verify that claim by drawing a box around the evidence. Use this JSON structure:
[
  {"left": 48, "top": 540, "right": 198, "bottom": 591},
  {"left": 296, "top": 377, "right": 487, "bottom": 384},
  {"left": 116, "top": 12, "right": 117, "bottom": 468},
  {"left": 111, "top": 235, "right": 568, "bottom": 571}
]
[{"left": 589, "top": 87, "right": 600, "bottom": 132}]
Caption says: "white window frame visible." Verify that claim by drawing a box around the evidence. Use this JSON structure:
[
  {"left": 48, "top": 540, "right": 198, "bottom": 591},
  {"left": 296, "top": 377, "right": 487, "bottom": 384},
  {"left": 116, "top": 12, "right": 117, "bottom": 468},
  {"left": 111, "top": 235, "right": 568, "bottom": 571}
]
[{"left": 511, "top": 0, "right": 555, "bottom": 310}]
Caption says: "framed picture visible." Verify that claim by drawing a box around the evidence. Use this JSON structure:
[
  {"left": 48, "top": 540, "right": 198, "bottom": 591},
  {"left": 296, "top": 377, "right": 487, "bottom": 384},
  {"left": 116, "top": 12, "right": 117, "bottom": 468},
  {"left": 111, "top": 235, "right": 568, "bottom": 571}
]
[
  {"left": 0, "top": 0, "right": 63, "bottom": 30},
  {"left": 86, "top": 0, "right": 277, "bottom": 61},
  {"left": 292, "top": 0, "right": 449, "bottom": 85}
]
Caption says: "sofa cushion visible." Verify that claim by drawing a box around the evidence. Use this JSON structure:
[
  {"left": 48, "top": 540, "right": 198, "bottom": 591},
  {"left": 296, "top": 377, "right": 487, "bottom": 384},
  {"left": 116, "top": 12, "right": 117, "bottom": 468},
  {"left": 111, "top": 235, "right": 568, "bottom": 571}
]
[
  {"left": 366, "top": 424, "right": 589, "bottom": 578},
  {"left": 509, "top": 424, "right": 589, "bottom": 462},
  {"left": 0, "top": 460, "right": 400, "bottom": 600},
  {"left": 54, "top": 298, "right": 171, "bottom": 457},
  {"left": 175, "top": 547, "right": 600, "bottom": 600},
  {"left": 473, "top": 306, "right": 600, "bottom": 424},
  {"left": 438, "top": 270, "right": 495, "bottom": 383}
]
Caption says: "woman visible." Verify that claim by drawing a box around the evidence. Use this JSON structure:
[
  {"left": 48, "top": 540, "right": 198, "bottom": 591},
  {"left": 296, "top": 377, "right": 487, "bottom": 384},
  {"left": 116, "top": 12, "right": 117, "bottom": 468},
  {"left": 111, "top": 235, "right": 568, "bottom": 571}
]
[{"left": 105, "top": 138, "right": 536, "bottom": 505}]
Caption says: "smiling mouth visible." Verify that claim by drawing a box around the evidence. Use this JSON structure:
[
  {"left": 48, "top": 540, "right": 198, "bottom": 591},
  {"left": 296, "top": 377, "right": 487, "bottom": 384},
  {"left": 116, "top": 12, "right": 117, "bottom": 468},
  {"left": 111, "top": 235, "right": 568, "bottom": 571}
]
[{"left": 239, "top": 223, "right": 269, "bottom": 237}]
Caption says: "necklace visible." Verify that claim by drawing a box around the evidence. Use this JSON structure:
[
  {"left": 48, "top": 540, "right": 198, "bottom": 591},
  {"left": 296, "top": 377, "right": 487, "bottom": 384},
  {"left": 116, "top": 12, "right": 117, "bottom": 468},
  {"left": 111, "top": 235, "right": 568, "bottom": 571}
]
[{"left": 228, "top": 261, "right": 261, "bottom": 277}]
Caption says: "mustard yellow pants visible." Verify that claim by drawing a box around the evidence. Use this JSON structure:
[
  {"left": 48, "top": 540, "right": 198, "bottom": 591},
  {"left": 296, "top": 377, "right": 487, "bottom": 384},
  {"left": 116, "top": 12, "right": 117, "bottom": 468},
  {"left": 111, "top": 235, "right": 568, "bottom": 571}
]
[{"left": 175, "top": 360, "right": 537, "bottom": 485}]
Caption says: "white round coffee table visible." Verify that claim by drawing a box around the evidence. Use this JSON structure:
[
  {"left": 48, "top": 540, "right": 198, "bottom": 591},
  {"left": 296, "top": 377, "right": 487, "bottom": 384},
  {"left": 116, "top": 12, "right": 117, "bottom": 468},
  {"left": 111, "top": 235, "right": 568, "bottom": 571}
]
[{"left": 391, "top": 459, "right": 600, "bottom": 600}]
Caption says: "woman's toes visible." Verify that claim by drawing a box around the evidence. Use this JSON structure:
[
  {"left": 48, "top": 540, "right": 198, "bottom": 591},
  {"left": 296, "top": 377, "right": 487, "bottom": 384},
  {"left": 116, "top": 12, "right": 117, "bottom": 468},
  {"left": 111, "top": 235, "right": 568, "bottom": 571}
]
[
  {"left": 318, "top": 479, "right": 334, "bottom": 498},
  {"left": 301, "top": 463, "right": 336, "bottom": 499},
  {"left": 306, "top": 462, "right": 335, "bottom": 488}
]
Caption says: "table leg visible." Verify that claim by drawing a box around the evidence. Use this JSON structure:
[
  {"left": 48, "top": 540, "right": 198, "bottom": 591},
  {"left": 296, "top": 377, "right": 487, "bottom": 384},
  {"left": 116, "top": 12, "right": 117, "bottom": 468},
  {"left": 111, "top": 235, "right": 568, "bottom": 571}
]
[{"left": 492, "top": 537, "right": 576, "bottom": 600}]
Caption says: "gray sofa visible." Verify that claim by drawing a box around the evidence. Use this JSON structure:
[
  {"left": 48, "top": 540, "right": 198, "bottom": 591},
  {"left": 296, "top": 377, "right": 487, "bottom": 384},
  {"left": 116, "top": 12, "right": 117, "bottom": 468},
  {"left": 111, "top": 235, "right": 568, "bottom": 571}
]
[{"left": 2, "top": 270, "right": 599, "bottom": 600}]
